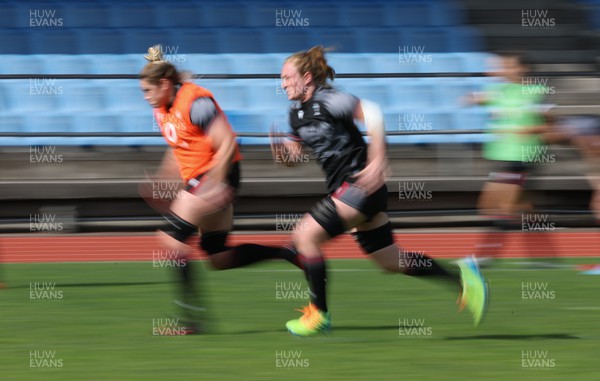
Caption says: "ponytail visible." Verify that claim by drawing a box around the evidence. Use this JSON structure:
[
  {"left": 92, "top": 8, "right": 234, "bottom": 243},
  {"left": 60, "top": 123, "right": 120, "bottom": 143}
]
[
  {"left": 139, "top": 45, "right": 191, "bottom": 85},
  {"left": 285, "top": 45, "right": 335, "bottom": 87}
]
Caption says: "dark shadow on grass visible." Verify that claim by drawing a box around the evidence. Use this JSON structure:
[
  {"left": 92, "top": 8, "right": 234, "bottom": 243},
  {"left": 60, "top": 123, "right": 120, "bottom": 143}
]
[
  {"left": 10, "top": 281, "right": 173, "bottom": 289},
  {"left": 445, "top": 333, "right": 580, "bottom": 341},
  {"left": 224, "top": 325, "right": 402, "bottom": 335},
  {"left": 335, "top": 325, "right": 412, "bottom": 331}
]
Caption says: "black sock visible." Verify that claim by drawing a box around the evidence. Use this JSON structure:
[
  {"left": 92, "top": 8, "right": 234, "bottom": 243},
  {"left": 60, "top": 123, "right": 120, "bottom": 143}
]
[
  {"left": 175, "top": 258, "right": 208, "bottom": 329},
  {"left": 302, "top": 255, "right": 328, "bottom": 313},
  {"left": 178, "top": 257, "right": 197, "bottom": 302},
  {"left": 228, "top": 243, "right": 302, "bottom": 269},
  {"left": 402, "top": 253, "right": 461, "bottom": 290}
]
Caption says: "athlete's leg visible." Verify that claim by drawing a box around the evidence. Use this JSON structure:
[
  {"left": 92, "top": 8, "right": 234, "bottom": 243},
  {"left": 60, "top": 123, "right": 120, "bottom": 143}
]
[
  {"left": 285, "top": 197, "right": 350, "bottom": 336},
  {"left": 154, "top": 188, "right": 217, "bottom": 334},
  {"left": 196, "top": 204, "right": 302, "bottom": 271},
  {"left": 337, "top": 186, "right": 487, "bottom": 325},
  {"left": 353, "top": 212, "right": 461, "bottom": 290},
  {"left": 291, "top": 212, "right": 332, "bottom": 311},
  {"left": 475, "top": 179, "right": 523, "bottom": 262}
]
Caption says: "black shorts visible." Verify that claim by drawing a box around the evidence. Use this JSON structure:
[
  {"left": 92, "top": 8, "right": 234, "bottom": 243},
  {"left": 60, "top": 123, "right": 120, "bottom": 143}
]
[
  {"left": 185, "top": 161, "right": 241, "bottom": 194},
  {"left": 332, "top": 181, "right": 388, "bottom": 220},
  {"left": 488, "top": 161, "right": 528, "bottom": 186}
]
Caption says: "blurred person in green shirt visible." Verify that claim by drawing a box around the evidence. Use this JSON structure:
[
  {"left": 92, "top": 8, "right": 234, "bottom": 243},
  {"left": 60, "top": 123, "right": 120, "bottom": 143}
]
[{"left": 467, "top": 52, "right": 553, "bottom": 265}]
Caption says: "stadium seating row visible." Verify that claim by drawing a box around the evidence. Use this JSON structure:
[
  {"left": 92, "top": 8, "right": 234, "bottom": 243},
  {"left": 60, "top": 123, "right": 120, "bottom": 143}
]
[
  {"left": 0, "top": 26, "right": 484, "bottom": 54},
  {"left": 0, "top": 53, "right": 494, "bottom": 74},
  {"left": 0, "top": 108, "right": 491, "bottom": 134},
  {"left": 0, "top": 77, "right": 496, "bottom": 116},
  {"left": 0, "top": 107, "right": 491, "bottom": 147},
  {"left": 2, "top": 1, "right": 465, "bottom": 29}
]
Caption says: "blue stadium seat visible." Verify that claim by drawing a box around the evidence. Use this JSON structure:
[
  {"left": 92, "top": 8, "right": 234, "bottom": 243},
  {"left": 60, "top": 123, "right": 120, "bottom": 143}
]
[
  {"left": 339, "top": 3, "right": 385, "bottom": 27},
  {"left": 417, "top": 53, "right": 464, "bottom": 73},
  {"left": 237, "top": 137, "right": 271, "bottom": 145},
  {"left": 209, "top": 82, "right": 250, "bottom": 110},
  {"left": 0, "top": 137, "right": 25, "bottom": 146},
  {"left": 388, "top": 81, "right": 436, "bottom": 110},
  {"left": 123, "top": 29, "right": 175, "bottom": 56},
  {"left": 327, "top": 53, "right": 371, "bottom": 74},
  {"left": 340, "top": 82, "right": 389, "bottom": 109},
  {"left": 118, "top": 136, "right": 167, "bottom": 146},
  {"left": 248, "top": 1, "right": 294, "bottom": 27},
  {"left": 201, "top": 2, "right": 249, "bottom": 27},
  {"left": 72, "top": 113, "right": 121, "bottom": 133},
  {"left": 220, "top": 28, "right": 266, "bottom": 53},
  {"left": 389, "top": 110, "right": 455, "bottom": 133},
  {"left": 58, "top": 109, "right": 164, "bottom": 145},
  {"left": 87, "top": 54, "right": 143, "bottom": 75},
  {"left": 227, "top": 54, "right": 281, "bottom": 74},
  {"left": 265, "top": 29, "right": 312, "bottom": 53},
  {"left": 272, "top": 1, "right": 343, "bottom": 28},
  {"left": 0, "top": 83, "right": 10, "bottom": 111},
  {"left": 432, "top": 79, "right": 476, "bottom": 110},
  {"left": 41, "top": 55, "right": 92, "bottom": 75},
  {"left": 310, "top": 28, "right": 359, "bottom": 53},
  {"left": 20, "top": 4, "right": 66, "bottom": 29},
  {"left": 232, "top": 110, "right": 287, "bottom": 145},
  {"left": 182, "top": 55, "right": 233, "bottom": 75},
  {"left": 453, "top": 108, "right": 490, "bottom": 131},
  {"left": 25, "top": 113, "right": 73, "bottom": 133},
  {"left": 287, "top": 3, "right": 340, "bottom": 27},
  {"left": 404, "top": 27, "right": 450, "bottom": 53},
  {"left": 459, "top": 52, "right": 496, "bottom": 73},
  {"left": 58, "top": 81, "right": 107, "bottom": 113},
  {"left": 108, "top": 3, "right": 158, "bottom": 28},
  {"left": 0, "top": 3, "right": 21, "bottom": 28},
  {"left": 62, "top": 4, "right": 111, "bottom": 27},
  {"left": 15, "top": 137, "right": 84, "bottom": 146},
  {"left": 0, "top": 114, "right": 26, "bottom": 133},
  {"left": 382, "top": 2, "right": 432, "bottom": 26},
  {"left": 4, "top": 79, "right": 61, "bottom": 113},
  {"left": 447, "top": 26, "right": 484, "bottom": 52},
  {"left": 0, "top": 55, "right": 44, "bottom": 75},
  {"left": 0, "top": 30, "right": 32, "bottom": 54},
  {"left": 359, "top": 28, "right": 404, "bottom": 53},
  {"left": 173, "top": 28, "right": 221, "bottom": 54},
  {"left": 77, "top": 29, "right": 126, "bottom": 54},
  {"left": 429, "top": 1, "right": 466, "bottom": 26},
  {"left": 154, "top": 2, "right": 203, "bottom": 28},
  {"left": 370, "top": 54, "right": 420, "bottom": 73},
  {"left": 246, "top": 82, "right": 290, "bottom": 111},
  {"left": 118, "top": 112, "right": 158, "bottom": 134},
  {"left": 104, "top": 81, "right": 148, "bottom": 112},
  {"left": 227, "top": 111, "right": 270, "bottom": 134},
  {"left": 30, "top": 30, "right": 79, "bottom": 54}
]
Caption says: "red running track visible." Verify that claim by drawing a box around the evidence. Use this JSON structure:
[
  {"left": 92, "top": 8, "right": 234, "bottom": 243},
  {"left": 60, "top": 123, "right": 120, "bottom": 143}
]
[{"left": 0, "top": 231, "right": 598, "bottom": 263}]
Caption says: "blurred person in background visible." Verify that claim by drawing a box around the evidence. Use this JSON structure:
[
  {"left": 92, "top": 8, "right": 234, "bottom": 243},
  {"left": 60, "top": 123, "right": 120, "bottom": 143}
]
[
  {"left": 544, "top": 114, "right": 600, "bottom": 225},
  {"left": 466, "top": 52, "right": 555, "bottom": 266},
  {"left": 139, "top": 45, "right": 308, "bottom": 333},
  {"left": 270, "top": 46, "right": 488, "bottom": 336}
]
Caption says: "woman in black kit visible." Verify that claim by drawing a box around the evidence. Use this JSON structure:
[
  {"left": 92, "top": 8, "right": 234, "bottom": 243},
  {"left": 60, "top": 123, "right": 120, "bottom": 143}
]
[{"left": 271, "top": 46, "right": 488, "bottom": 336}]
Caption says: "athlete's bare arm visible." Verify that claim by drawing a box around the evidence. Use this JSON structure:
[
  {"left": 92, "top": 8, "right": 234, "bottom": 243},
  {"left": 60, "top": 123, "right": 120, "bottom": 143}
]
[
  {"left": 351, "top": 99, "right": 389, "bottom": 193},
  {"left": 206, "top": 114, "right": 237, "bottom": 183}
]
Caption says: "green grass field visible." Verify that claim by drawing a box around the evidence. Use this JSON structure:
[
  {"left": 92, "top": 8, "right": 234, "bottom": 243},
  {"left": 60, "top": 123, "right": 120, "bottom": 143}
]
[{"left": 0, "top": 259, "right": 598, "bottom": 380}]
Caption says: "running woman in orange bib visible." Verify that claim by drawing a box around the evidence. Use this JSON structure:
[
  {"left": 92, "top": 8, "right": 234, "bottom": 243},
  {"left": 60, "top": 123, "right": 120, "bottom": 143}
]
[{"left": 139, "top": 46, "right": 303, "bottom": 333}]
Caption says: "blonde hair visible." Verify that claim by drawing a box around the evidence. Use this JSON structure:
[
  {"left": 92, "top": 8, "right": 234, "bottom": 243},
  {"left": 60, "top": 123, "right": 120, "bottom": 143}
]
[
  {"left": 139, "top": 45, "right": 190, "bottom": 85},
  {"left": 285, "top": 45, "right": 335, "bottom": 87}
]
